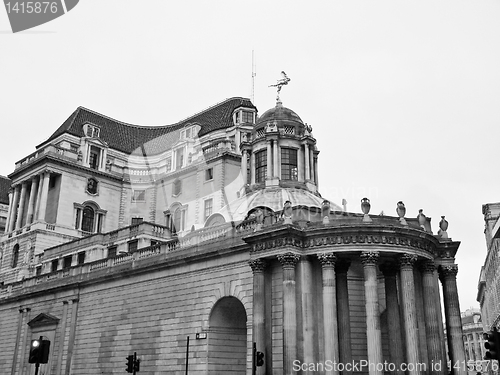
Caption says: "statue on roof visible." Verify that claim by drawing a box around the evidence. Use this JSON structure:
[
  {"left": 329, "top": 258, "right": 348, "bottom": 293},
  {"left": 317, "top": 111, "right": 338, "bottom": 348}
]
[{"left": 269, "top": 71, "right": 291, "bottom": 102}]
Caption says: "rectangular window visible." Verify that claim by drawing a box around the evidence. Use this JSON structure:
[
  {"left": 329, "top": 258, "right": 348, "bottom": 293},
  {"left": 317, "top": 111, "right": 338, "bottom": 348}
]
[
  {"left": 151, "top": 240, "right": 160, "bottom": 247},
  {"left": 176, "top": 148, "right": 184, "bottom": 169},
  {"left": 166, "top": 157, "right": 172, "bottom": 172},
  {"left": 205, "top": 168, "right": 213, "bottom": 181},
  {"left": 131, "top": 217, "right": 143, "bottom": 225},
  {"left": 36, "top": 266, "right": 42, "bottom": 276},
  {"left": 51, "top": 259, "right": 59, "bottom": 273},
  {"left": 255, "top": 149, "right": 267, "bottom": 183},
  {"left": 242, "top": 111, "right": 254, "bottom": 124},
  {"left": 108, "top": 246, "right": 117, "bottom": 258},
  {"left": 132, "top": 190, "right": 146, "bottom": 202},
  {"left": 281, "top": 148, "right": 298, "bottom": 181},
  {"left": 204, "top": 199, "right": 213, "bottom": 221},
  {"left": 89, "top": 146, "right": 100, "bottom": 170},
  {"left": 63, "top": 256, "right": 72, "bottom": 269},
  {"left": 186, "top": 128, "right": 191, "bottom": 138},
  {"left": 128, "top": 240, "right": 138, "bottom": 252},
  {"left": 77, "top": 251, "right": 85, "bottom": 265}
]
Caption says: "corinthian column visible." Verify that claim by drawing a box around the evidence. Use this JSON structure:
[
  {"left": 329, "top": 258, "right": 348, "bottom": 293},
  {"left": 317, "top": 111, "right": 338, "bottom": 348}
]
[
  {"left": 336, "top": 259, "right": 352, "bottom": 375},
  {"left": 249, "top": 259, "right": 267, "bottom": 375},
  {"left": 37, "top": 172, "right": 51, "bottom": 221},
  {"left": 399, "top": 254, "right": 421, "bottom": 375},
  {"left": 439, "top": 264, "right": 467, "bottom": 374},
  {"left": 360, "top": 251, "right": 383, "bottom": 375},
  {"left": 7, "top": 185, "right": 20, "bottom": 232},
  {"left": 267, "top": 141, "right": 272, "bottom": 178},
  {"left": 273, "top": 140, "right": 279, "bottom": 178},
  {"left": 278, "top": 252, "right": 300, "bottom": 375},
  {"left": 304, "top": 143, "right": 310, "bottom": 181},
  {"left": 379, "top": 263, "right": 405, "bottom": 375},
  {"left": 420, "top": 261, "right": 446, "bottom": 375},
  {"left": 15, "top": 182, "right": 27, "bottom": 229},
  {"left": 26, "top": 177, "right": 39, "bottom": 224},
  {"left": 318, "top": 252, "right": 339, "bottom": 375}
]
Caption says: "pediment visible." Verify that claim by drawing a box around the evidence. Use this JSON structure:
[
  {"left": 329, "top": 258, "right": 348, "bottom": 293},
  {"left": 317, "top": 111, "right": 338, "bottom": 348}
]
[{"left": 28, "top": 313, "right": 60, "bottom": 328}]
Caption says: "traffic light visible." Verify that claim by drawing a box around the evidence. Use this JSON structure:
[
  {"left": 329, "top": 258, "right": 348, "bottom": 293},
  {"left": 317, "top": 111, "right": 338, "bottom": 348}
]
[
  {"left": 484, "top": 327, "right": 500, "bottom": 360},
  {"left": 256, "top": 351, "right": 264, "bottom": 367},
  {"left": 29, "top": 339, "right": 50, "bottom": 364},
  {"left": 29, "top": 339, "right": 41, "bottom": 363},
  {"left": 126, "top": 355, "right": 134, "bottom": 373},
  {"left": 134, "top": 359, "right": 140, "bottom": 372}
]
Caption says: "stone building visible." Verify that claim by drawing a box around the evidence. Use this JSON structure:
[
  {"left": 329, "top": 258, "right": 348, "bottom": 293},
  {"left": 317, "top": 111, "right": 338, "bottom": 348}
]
[
  {"left": 478, "top": 203, "right": 500, "bottom": 331},
  {"left": 0, "top": 94, "right": 467, "bottom": 375},
  {"left": 0, "top": 176, "right": 10, "bottom": 233},
  {"left": 460, "top": 308, "right": 485, "bottom": 362}
]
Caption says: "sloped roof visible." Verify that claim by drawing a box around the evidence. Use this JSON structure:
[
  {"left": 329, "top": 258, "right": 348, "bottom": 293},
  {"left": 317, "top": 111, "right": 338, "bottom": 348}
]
[
  {"left": 0, "top": 175, "right": 11, "bottom": 204},
  {"left": 38, "top": 97, "right": 256, "bottom": 155}
]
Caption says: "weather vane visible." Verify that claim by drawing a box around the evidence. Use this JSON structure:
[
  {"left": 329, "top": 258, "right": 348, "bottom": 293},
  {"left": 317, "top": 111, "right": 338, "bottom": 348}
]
[{"left": 269, "top": 71, "right": 291, "bottom": 102}]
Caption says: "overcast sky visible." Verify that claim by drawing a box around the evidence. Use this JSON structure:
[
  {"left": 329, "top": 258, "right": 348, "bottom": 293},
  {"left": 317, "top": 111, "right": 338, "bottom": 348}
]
[{"left": 1, "top": 1, "right": 499, "bottom": 310}]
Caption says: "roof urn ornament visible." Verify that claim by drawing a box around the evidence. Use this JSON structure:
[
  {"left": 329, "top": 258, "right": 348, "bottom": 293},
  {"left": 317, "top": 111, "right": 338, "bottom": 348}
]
[
  {"left": 283, "top": 200, "right": 293, "bottom": 224},
  {"left": 361, "top": 198, "right": 372, "bottom": 223},
  {"left": 417, "top": 209, "right": 427, "bottom": 231},
  {"left": 269, "top": 71, "right": 291, "bottom": 103},
  {"left": 438, "top": 216, "right": 449, "bottom": 239},
  {"left": 396, "top": 201, "right": 408, "bottom": 226},
  {"left": 322, "top": 200, "right": 331, "bottom": 224}
]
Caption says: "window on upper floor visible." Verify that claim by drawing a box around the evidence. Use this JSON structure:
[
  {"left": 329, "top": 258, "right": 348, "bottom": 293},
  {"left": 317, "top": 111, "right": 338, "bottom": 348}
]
[
  {"left": 86, "top": 125, "right": 100, "bottom": 138},
  {"left": 242, "top": 111, "right": 254, "bottom": 124},
  {"left": 89, "top": 146, "right": 101, "bottom": 170},
  {"left": 166, "top": 157, "right": 172, "bottom": 172},
  {"left": 128, "top": 240, "right": 138, "bottom": 252},
  {"left": 63, "top": 255, "right": 72, "bottom": 269},
  {"left": 255, "top": 149, "right": 267, "bottom": 183},
  {"left": 204, "top": 198, "right": 213, "bottom": 222},
  {"left": 108, "top": 246, "right": 117, "bottom": 258},
  {"left": 205, "top": 168, "right": 213, "bottom": 181},
  {"left": 51, "top": 259, "right": 59, "bottom": 273},
  {"left": 132, "top": 190, "right": 146, "bottom": 202},
  {"left": 11, "top": 244, "right": 19, "bottom": 268},
  {"left": 175, "top": 148, "right": 185, "bottom": 169},
  {"left": 75, "top": 202, "right": 106, "bottom": 234},
  {"left": 77, "top": 251, "right": 85, "bottom": 264},
  {"left": 36, "top": 266, "right": 42, "bottom": 276},
  {"left": 281, "top": 148, "right": 298, "bottom": 181},
  {"left": 131, "top": 217, "right": 143, "bottom": 226}
]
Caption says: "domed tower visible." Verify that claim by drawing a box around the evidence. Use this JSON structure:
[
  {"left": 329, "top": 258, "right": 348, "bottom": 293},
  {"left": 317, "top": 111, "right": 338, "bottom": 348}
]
[{"left": 240, "top": 99, "right": 319, "bottom": 193}]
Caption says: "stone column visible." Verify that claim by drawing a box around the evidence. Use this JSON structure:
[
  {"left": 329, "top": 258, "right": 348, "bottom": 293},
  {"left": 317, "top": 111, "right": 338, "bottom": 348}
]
[
  {"left": 314, "top": 157, "right": 319, "bottom": 188},
  {"left": 250, "top": 152, "right": 256, "bottom": 185},
  {"left": 299, "top": 256, "right": 315, "bottom": 369},
  {"left": 241, "top": 150, "right": 248, "bottom": 185},
  {"left": 298, "top": 145, "right": 304, "bottom": 182},
  {"left": 336, "top": 259, "right": 352, "bottom": 375},
  {"left": 15, "top": 182, "right": 27, "bottom": 229},
  {"left": 399, "top": 253, "right": 421, "bottom": 375},
  {"left": 56, "top": 301, "right": 70, "bottom": 375},
  {"left": 267, "top": 141, "right": 272, "bottom": 178},
  {"left": 7, "top": 185, "right": 20, "bottom": 232},
  {"left": 304, "top": 143, "right": 310, "bottom": 181},
  {"left": 273, "top": 140, "right": 279, "bottom": 178},
  {"left": 26, "top": 177, "right": 39, "bottom": 224},
  {"left": 318, "top": 252, "right": 340, "bottom": 375},
  {"left": 249, "top": 259, "right": 267, "bottom": 375},
  {"left": 277, "top": 252, "right": 300, "bottom": 375},
  {"left": 380, "top": 263, "right": 405, "bottom": 375},
  {"left": 439, "top": 264, "right": 467, "bottom": 374},
  {"left": 65, "top": 298, "right": 80, "bottom": 375},
  {"left": 5, "top": 190, "right": 13, "bottom": 233},
  {"left": 11, "top": 308, "right": 25, "bottom": 375},
  {"left": 421, "top": 261, "right": 446, "bottom": 375},
  {"left": 34, "top": 174, "right": 43, "bottom": 221},
  {"left": 38, "top": 171, "right": 50, "bottom": 221},
  {"left": 310, "top": 149, "right": 315, "bottom": 183},
  {"left": 19, "top": 307, "right": 31, "bottom": 375},
  {"left": 360, "top": 251, "right": 383, "bottom": 375}
]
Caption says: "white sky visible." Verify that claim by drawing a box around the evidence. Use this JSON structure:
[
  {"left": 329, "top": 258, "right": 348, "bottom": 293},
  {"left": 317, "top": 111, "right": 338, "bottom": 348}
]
[{"left": 1, "top": 1, "right": 499, "bottom": 310}]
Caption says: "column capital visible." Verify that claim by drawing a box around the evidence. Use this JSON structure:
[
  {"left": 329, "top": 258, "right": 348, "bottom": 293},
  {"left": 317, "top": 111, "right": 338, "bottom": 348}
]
[
  {"left": 379, "top": 262, "right": 399, "bottom": 277},
  {"left": 277, "top": 252, "right": 300, "bottom": 269},
  {"left": 317, "top": 252, "right": 336, "bottom": 268},
  {"left": 249, "top": 258, "right": 267, "bottom": 273},
  {"left": 335, "top": 259, "right": 351, "bottom": 274},
  {"left": 419, "top": 260, "right": 436, "bottom": 274},
  {"left": 439, "top": 264, "right": 458, "bottom": 279},
  {"left": 399, "top": 253, "right": 418, "bottom": 270},
  {"left": 360, "top": 251, "right": 379, "bottom": 265}
]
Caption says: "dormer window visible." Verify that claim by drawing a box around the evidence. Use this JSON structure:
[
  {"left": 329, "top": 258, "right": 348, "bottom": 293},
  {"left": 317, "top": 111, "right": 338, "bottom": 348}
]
[
  {"left": 180, "top": 126, "right": 198, "bottom": 140},
  {"left": 242, "top": 111, "right": 254, "bottom": 124},
  {"left": 85, "top": 124, "right": 100, "bottom": 138}
]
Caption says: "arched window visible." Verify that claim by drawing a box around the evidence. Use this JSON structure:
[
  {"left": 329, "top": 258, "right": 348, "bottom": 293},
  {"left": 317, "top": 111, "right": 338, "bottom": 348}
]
[
  {"left": 173, "top": 207, "right": 182, "bottom": 233},
  {"left": 11, "top": 244, "right": 19, "bottom": 268},
  {"left": 82, "top": 206, "right": 95, "bottom": 232}
]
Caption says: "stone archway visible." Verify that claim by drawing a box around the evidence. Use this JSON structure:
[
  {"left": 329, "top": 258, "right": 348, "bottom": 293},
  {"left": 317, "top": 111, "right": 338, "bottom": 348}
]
[{"left": 207, "top": 296, "right": 247, "bottom": 374}]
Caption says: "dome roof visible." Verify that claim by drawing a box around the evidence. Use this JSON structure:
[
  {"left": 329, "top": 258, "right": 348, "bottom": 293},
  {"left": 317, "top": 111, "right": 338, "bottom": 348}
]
[
  {"left": 217, "top": 187, "right": 342, "bottom": 222},
  {"left": 255, "top": 102, "right": 304, "bottom": 130}
]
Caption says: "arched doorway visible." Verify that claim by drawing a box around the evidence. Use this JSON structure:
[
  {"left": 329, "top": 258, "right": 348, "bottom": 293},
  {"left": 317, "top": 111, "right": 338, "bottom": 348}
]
[{"left": 207, "top": 296, "right": 247, "bottom": 374}]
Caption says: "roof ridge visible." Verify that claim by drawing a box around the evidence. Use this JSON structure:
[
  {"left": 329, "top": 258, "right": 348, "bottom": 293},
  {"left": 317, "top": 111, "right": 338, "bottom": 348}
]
[{"left": 175, "top": 97, "right": 253, "bottom": 125}]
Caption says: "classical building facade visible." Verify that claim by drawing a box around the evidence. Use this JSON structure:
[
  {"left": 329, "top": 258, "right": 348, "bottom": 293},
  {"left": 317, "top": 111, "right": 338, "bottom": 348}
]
[
  {"left": 478, "top": 203, "right": 500, "bottom": 331},
  {"left": 460, "top": 308, "right": 485, "bottom": 362},
  {"left": 0, "top": 95, "right": 466, "bottom": 375}
]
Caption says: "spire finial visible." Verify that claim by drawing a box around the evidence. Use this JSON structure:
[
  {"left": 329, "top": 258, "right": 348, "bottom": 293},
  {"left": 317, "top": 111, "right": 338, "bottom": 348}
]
[{"left": 269, "top": 71, "right": 291, "bottom": 103}]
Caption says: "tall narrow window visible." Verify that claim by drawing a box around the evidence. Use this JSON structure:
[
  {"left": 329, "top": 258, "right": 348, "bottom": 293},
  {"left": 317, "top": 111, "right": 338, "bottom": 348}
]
[
  {"left": 175, "top": 148, "right": 184, "bottom": 169},
  {"left": 255, "top": 149, "right": 267, "bottom": 183},
  {"left": 281, "top": 148, "right": 298, "bottom": 181},
  {"left": 173, "top": 207, "right": 182, "bottom": 233},
  {"left": 81, "top": 206, "right": 95, "bottom": 232},
  {"left": 77, "top": 251, "right": 86, "bottom": 264},
  {"left": 11, "top": 244, "right": 19, "bottom": 268},
  {"left": 204, "top": 199, "right": 213, "bottom": 221},
  {"left": 89, "top": 146, "right": 101, "bottom": 170}
]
